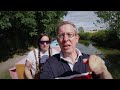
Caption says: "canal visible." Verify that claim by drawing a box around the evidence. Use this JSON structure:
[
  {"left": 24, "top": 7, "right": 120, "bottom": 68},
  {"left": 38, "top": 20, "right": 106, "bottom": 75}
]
[{"left": 76, "top": 43, "right": 120, "bottom": 79}]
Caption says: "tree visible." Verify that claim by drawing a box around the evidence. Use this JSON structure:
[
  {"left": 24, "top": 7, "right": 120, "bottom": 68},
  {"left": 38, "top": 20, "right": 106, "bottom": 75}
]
[
  {"left": 95, "top": 11, "right": 120, "bottom": 39},
  {"left": 35, "top": 11, "right": 67, "bottom": 38},
  {"left": 0, "top": 11, "right": 68, "bottom": 61},
  {"left": 78, "top": 27, "right": 84, "bottom": 33},
  {"left": 0, "top": 11, "right": 37, "bottom": 50},
  {"left": 0, "top": 11, "right": 67, "bottom": 49}
]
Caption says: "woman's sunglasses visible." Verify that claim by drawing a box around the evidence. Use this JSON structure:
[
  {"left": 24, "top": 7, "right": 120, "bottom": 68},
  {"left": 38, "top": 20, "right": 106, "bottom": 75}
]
[{"left": 39, "top": 41, "right": 50, "bottom": 45}]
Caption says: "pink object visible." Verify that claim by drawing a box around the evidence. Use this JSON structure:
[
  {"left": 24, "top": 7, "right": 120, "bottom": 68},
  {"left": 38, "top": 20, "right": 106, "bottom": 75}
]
[
  {"left": 9, "top": 57, "right": 27, "bottom": 79},
  {"left": 9, "top": 66, "right": 18, "bottom": 79}
]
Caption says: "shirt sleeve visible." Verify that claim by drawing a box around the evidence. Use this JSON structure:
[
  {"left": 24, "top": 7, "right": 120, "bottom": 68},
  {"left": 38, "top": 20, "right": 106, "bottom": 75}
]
[{"left": 26, "top": 51, "right": 35, "bottom": 63}]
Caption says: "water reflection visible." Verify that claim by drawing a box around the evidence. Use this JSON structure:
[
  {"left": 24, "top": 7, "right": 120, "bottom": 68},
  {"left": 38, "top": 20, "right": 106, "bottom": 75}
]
[
  {"left": 76, "top": 43, "right": 104, "bottom": 58},
  {"left": 77, "top": 43, "right": 120, "bottom": 79}
]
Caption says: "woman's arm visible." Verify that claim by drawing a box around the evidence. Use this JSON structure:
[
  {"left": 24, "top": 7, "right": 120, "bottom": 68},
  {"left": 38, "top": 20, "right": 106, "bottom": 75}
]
[{"left": 24, "top": 60, "right": 33, "bottom": 79}]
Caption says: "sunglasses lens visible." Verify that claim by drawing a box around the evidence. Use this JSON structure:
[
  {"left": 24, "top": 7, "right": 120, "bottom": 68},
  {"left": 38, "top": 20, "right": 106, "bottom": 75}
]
[
  {"left": 39, "top": 41, "right": 50, "bottom": 44},
  {"left": 46, "top": 41, "right": 50, "bottom": 44}
]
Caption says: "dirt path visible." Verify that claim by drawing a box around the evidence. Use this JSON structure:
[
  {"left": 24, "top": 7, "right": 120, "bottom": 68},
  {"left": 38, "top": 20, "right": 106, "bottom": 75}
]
[
  {"left": 0, "top": 46, "right": 59, "bottom": 77},
  {"left": 0, "top": 52, "right": 28, "bottom": 74}
]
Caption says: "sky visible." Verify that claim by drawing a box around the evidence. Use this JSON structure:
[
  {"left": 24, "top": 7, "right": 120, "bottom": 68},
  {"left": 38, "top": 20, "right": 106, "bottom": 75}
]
[{"left": 63, "top": 11, "right": 107, "bottom": 31}]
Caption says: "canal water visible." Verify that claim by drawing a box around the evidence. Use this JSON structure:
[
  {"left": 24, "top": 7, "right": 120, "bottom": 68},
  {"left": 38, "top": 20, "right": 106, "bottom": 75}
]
[
  {"left": 76, "top": 43, "right": 120, "bottom": 79},
  {"left": 76, "top": 43, "right": 102, "bottom": 56}
]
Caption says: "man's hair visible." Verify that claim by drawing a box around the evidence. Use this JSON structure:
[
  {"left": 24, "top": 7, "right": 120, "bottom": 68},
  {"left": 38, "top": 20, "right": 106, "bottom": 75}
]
[{"left": 56, "top": 21, "right": 78, "bottom": 35}]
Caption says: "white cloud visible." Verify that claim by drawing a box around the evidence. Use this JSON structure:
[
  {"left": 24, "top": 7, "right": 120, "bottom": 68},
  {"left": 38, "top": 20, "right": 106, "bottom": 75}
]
[{"left": 63, "top": 11, "right": 106, "bottom": 31}]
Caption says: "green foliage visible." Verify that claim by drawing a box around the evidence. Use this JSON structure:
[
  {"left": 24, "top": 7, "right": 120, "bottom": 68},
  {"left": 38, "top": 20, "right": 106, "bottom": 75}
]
[
  {"left": 91, "top": 30, "right": 120, "bottom": 49},
  {"left": 79, "top": 40, "right": 90, "bottom": 46},
  {"left": 91, "top": 30, "right": 108, "bottom": 43},
  {"left": 0, "top": 12, "right": 12, "bottom": 29},
  {"left": 0, "top": 11, "right": 67, "bottom": 62},
  {"left": 35, "top": 11, "right": 67, "bottom": 38},
  {"left": 95, "top": 11, "right": 120, "bottom": 39},
  {"left": 78, "top": 27, "right": 84, "bottom": 32},
  {"left": 0, "top": 71, "right": 12, "bottom": 79},
  {"left": 78, "top": 32, "right": 91, "bottom": 40}
]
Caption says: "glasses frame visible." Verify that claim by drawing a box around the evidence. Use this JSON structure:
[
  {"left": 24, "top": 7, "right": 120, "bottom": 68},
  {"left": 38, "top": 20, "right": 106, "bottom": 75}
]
[{"left": 57, "top": 32, "right": 76, "bottom": 39}]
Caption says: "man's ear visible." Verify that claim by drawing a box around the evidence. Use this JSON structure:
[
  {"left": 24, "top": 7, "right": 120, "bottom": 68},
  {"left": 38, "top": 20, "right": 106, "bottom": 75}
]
[{"left": 76, "top": 35, "right": 80, "bottom": 42}]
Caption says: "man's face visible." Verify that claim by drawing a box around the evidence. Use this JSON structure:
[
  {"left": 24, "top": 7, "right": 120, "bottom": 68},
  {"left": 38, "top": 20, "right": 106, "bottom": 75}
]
[
  {"left": 57, "top": 24, "right": 79, "bottom": 54},
  {"left": 39, "top": 36, "right": 50, "bottom": 52}
]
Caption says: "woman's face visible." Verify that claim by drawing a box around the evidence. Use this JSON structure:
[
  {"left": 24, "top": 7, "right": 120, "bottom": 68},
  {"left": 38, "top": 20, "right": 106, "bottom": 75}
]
[{"left": 39, "top": 36, "right": 50, "bottom": 52}]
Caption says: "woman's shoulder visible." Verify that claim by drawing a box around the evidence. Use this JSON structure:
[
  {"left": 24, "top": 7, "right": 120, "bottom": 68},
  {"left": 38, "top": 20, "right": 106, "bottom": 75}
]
[
  {"left": 34, "top": 48, "right": 39, "bottom": 52},
  {"left": 28, "top": 48, "right": 38, "bottom": 55}
]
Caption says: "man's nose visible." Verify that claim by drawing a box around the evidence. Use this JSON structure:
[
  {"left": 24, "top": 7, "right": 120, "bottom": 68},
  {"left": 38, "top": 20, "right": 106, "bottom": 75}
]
[{"left": 63, "top": 34, "right": 69, "bottom": 41}]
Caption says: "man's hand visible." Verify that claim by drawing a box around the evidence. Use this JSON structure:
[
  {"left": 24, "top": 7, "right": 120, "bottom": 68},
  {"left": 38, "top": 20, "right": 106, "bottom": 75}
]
[
  {"left": 88, "top": 55, "right": 105, "bottom": 75},
  {"left": 83, "top": 55, "right": 113, "bottom": 79}
]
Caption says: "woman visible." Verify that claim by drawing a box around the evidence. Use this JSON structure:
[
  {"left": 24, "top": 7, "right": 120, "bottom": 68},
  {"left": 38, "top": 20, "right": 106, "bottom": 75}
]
[{"left": 24, "top": 33, "right": 59, "bottom": 79}]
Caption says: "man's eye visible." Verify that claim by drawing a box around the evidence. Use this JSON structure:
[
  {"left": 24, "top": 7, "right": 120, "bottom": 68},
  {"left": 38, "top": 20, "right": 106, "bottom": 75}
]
[
  {"left": 68, "top": 33, "right": 73, "bottom": 37},
  {"left": 60, "top": 34, "right": 64, "bottom": 37}
]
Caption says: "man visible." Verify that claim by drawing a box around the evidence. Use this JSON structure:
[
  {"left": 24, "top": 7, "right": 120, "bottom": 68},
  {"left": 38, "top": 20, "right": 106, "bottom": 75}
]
[{"left": 40, "top": 21, "right": 113, "bottom": 79}]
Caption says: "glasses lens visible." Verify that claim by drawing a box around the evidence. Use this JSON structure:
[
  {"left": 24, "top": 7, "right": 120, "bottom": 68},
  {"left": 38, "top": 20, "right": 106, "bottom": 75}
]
[
  {"left": 57, "top": 33, "right": 75, "bottom": 38},
  {"left": 39, "top": 41, "right": 50, "bottom": 44}
]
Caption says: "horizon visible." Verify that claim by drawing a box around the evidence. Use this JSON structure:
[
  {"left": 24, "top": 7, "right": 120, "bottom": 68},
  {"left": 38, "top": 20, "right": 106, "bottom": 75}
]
[{"left": 63, "top": 11, "right": 107, "bottom": 32}]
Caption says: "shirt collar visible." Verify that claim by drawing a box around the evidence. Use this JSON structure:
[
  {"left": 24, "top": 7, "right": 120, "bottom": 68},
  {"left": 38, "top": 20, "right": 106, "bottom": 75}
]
[{"left": 60, "top": 48, "right": 82, "bottom": 63}]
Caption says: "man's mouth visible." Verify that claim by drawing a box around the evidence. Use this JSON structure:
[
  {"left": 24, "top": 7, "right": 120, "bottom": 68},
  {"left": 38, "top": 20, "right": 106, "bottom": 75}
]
[{"left": 63, "top": 44, "right": 70, "bottom": 49}]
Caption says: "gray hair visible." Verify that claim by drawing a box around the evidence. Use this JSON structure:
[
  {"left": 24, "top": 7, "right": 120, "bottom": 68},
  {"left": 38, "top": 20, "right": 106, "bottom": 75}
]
[{"left": 56, "top": 21, "right": 78, "bottom": 35}]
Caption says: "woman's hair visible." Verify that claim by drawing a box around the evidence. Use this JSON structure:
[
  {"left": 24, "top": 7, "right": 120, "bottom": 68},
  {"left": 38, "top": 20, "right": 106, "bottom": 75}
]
[
  {"left": 37, "top": 33, "right": 51, "bottom": 46},
  {"left": 37, "top": 33, "right": 52, "bottom": 66}
]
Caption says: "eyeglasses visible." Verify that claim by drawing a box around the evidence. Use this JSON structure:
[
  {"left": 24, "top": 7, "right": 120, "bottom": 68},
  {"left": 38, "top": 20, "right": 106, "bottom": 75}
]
[
  {"left": 39, "top": 41, "right": 50, "bottom": 45},
  {"left": 57, "top": 32, "right": 76, "bottom": 39}
]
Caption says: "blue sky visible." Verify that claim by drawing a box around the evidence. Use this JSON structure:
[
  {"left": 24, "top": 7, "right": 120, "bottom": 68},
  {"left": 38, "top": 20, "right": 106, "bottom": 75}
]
[{"left": 63, "top": 11, "right": 107, "bottom": 31}]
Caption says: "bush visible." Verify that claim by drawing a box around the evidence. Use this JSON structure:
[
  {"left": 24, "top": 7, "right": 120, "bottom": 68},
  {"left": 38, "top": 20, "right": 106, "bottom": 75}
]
[
  {"left": 91, "top": 30, "right": 120, "bottom": 49},
  {"left": 78, "top": 32, "right": 92, "bottom": 40},
  {"left": 91, "top": 30, "right": 109, "bottom": 44}
]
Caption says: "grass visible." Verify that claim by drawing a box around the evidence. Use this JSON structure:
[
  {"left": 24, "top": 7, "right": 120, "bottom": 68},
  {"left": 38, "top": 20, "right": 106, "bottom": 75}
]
[
  {"left": 0, "top": 71, "right": 12, "bottom": 79},
  {"left": 79, "top": 40, "right": 91, "bottom": 46},
  {"left": 96, "top": 47, "right": 120, "bottom": 55},
  {"left": 0, "top": 46, "right": 34, "bottom": 79}
]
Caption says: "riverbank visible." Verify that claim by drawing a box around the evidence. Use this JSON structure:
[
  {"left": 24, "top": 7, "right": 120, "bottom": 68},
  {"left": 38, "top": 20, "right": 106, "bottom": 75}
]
[
  {"left": 79, "top": 40, "right": 120, "bottom": 79},
  {"left": 96, "top": 47, "right": 120, "bottom": 79},
  {"left": 0, "top": 52, "right": 28, "bottom": 79}
]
